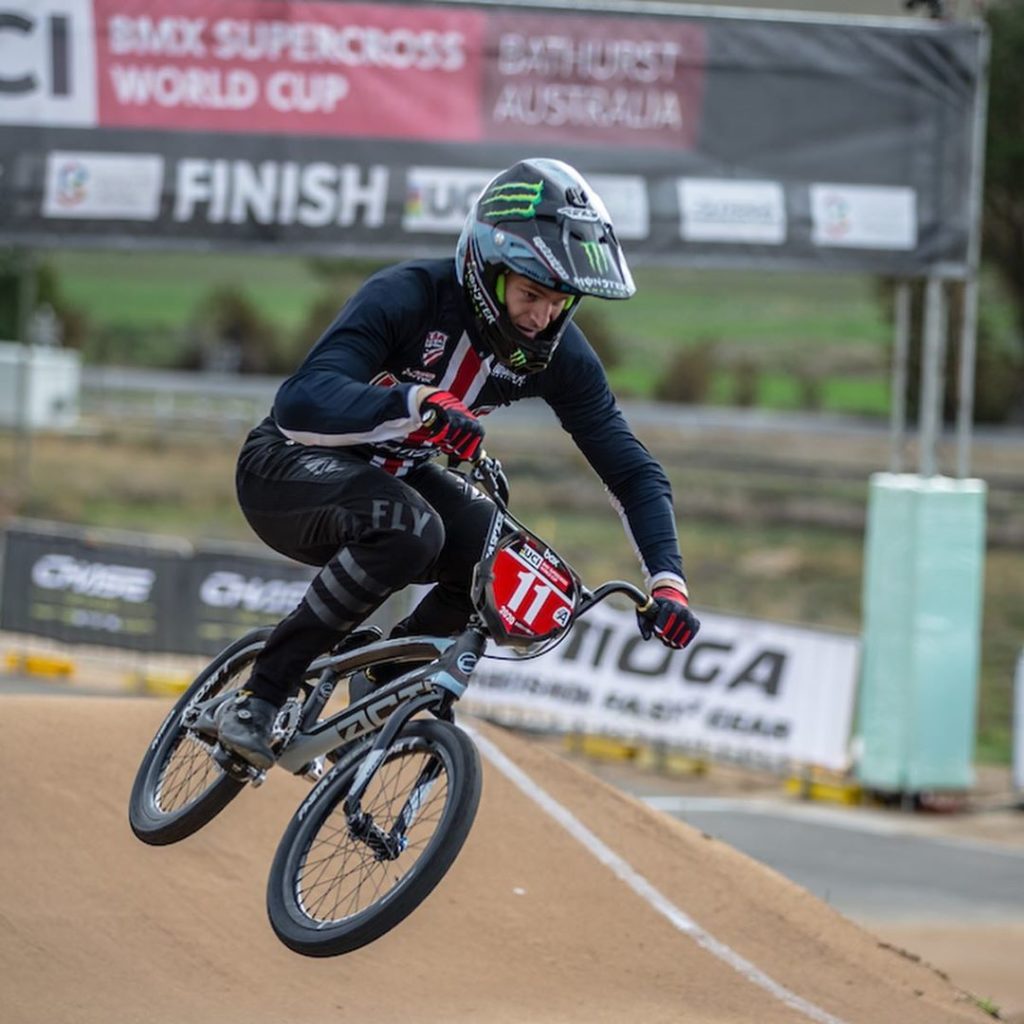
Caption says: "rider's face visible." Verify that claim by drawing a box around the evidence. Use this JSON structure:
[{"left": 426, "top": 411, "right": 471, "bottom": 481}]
[{"left": 503, "top": 272, "right": 571, "bottom": 338}]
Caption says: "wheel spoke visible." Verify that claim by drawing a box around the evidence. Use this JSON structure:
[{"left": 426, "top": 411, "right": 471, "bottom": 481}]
[
  {"left": 294, "top": 743, "right": 452, "bottom": 925},
  {"left": 151, "top": 663, "right": 249, "bottom": 816}
]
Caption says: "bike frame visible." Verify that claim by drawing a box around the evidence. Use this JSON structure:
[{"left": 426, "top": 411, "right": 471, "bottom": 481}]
[{"left": 186, "top": 453, "right": 652, "bottom": 823}]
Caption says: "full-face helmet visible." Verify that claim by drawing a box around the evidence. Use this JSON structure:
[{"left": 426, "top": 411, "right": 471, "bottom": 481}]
[{"left": 456, "top": 158, "right": 635, "bottom": 373}]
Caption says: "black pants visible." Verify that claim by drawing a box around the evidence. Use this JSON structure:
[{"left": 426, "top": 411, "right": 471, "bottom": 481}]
[{"left": 235, "top": 423, "right": 495, "bottom": 705}]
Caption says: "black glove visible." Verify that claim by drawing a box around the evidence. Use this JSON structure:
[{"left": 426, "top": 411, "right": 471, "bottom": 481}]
[
  {"left": 417, "top": 391, "right": 484, "bottom": 462},
  {"left": 637, "top": 584, "right": 700, "bottom": 650}
]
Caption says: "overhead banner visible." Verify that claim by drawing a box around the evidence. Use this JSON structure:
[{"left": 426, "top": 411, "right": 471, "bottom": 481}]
[
  {"left": 465, "top": 600, "right": 860, "bottom": 771},
  {"left": 0, "top": 0, "right": 985, "bottom": 274}
]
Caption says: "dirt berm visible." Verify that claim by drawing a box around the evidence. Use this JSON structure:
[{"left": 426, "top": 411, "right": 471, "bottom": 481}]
[{"left": 0, "top": 696, "right": 993, "bottom": 1024}]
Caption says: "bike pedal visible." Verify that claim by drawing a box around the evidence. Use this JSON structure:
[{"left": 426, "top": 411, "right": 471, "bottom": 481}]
[{"left": 212, "top": 742, "right": 268, "bottom": 785}]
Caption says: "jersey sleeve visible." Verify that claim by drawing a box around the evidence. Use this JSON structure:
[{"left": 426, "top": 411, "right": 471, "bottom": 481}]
[
  {"left": 272, "top": 267, "right": 428, "bottom": 446},
  {"left": 539, "top": 328, "right": 686, "bottom": 590}
]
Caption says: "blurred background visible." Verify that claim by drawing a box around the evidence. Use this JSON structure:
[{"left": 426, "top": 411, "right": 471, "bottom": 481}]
[{"left": 0, "top": 0, "right": 1020, "bottom": 773}]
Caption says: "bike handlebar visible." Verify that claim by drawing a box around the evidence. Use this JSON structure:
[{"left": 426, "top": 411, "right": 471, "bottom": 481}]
[{"left": 459, "top": 451, "right": 658, "bottom": 623}]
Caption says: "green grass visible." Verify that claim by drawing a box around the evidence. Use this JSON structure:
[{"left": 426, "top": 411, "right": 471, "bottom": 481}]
[
  {"left": 52, "top": 249, "right": 325, "bottom": 333},
  {"left": 46, "top": 251, "right": 1019, "bottom": 423}
]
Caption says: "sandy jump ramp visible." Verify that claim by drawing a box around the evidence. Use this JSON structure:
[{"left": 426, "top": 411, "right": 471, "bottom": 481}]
[{"left": 0, "top": 696, "right": 990, "bottom": 1024}]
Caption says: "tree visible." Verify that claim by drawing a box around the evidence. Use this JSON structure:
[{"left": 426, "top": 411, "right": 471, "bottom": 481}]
[{"left": 983, "top": 0, "right": 1024, "bottom": 350}]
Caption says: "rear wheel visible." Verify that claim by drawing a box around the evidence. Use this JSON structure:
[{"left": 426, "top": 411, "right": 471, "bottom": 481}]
[
  {"left": 267, "top": 718, "right": 481, "bottom": 957},
  {"left": 128, "top": 628, "right": 271, "bottom": 846}
]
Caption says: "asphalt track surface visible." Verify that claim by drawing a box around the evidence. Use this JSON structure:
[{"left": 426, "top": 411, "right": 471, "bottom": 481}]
[
  {"left": 644, "top": 796, "right": 1024, "bottom": 924},
  {"left": 0, "top": 696, "right": 997, "bottom": 1024}
]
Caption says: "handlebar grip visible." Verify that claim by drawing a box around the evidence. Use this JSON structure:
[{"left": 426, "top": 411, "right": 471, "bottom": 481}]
[{"left": 637, "top": 596, "right": 658, "bottom": 621}]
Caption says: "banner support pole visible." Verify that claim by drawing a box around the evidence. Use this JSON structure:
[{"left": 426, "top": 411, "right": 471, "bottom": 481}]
[
  {"left": 917, "top": 276, "right": 947, "bottom": 478},
  {"left": 888, "top": 281, "right": 912, "bottom": 474},
  {"left": 956, "top": 25, "right": 991, "bottom": 480}
]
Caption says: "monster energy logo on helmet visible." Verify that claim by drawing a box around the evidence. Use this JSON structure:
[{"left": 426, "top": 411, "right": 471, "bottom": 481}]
[
  {"left": 580, "top": 240, "right": 610, "bottom": 274},
  {"left": 481, "top": 180, "right": 544, "bottom": 220}
]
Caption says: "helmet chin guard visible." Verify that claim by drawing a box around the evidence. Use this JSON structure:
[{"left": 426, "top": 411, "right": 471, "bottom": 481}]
[{"left": 457, "top": 158, "right": 635, "bottom": 373}]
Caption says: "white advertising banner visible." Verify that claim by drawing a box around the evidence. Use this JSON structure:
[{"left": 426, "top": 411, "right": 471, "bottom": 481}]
[
  {"left": 677, "top": 178, "right": 787, "bottom": 244},
  {"left": 810, "top": 184, "right": 917, "bottom": 251},
  {"left": 466, "top": 601, "right": 859, "bottom": 771},
  {"left": 43, "top": 150, "right": 164, "bottom": 220},
  {"left": 402, "top": 165, "right": 649, "bottom": 239}
]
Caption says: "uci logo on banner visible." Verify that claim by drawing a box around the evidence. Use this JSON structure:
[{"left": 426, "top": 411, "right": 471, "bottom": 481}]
[{"left": 0, "top": 0, "right": 97, "bottom": 126}]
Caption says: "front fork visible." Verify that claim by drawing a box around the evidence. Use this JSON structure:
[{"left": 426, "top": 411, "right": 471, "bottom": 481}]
[{"left": 343, "top": 627, "right": 487, "bottom": 859}]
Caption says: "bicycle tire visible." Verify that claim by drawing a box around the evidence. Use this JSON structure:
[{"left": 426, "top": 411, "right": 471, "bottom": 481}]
[
  {"left": 266, "top": 718, "right": 481, "bottom": 957},
  {"left": 128, "top": 627, "right": 272, "bottom": 846}
]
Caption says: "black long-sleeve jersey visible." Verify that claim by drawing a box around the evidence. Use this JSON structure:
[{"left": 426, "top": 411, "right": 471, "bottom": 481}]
[{"left": 267, "top": 258, "right": 685, "bottom": 590}]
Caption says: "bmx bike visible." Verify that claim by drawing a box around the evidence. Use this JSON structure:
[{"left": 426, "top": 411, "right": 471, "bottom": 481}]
[{"left": 129, "top": 453, "right": 656, "bottom": 957}]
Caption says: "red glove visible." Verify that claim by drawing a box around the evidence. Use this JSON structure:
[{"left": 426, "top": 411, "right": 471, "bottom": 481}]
[
  {"left": 637, "top": 584, "right": 700, "bottom": 650},
  {"left": 414, "top": 391, "right": 484, "bottom": 462}
]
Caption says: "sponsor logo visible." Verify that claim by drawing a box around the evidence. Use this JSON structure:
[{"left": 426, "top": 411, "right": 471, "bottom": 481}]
[
  {"left": 402, "top": 368, "right": 437, "bottom": 384},
  {"left": 465, "top": 263, "right": 498, "bottom": 325},
  {"left": 481, "top": 179, "right": 543, "bottom": 220},
  {"left": 0, "top": 0, "right": 97, "bottom": 126},
  {"left": 298, "top": 764, "right": 339, "bottom": 822},
  {"left": 403, "top": 167, "right": 492, "bottom": 233},
  {"left": 678, "top": 179, "right": 786, "bottom": 244},
  {"left": 810, "top": 184, "right": 917, "bottom": 251},
  {"left": 422, "top": 330, "right": 448, "bottom": 365},
  {"left": 572, "top": 275, "right": 632, "bottom": 296},
  {"left": 483, "top": 511, "right": 506, "bottom": 558},
  {"left": 557, "top": 204, "right": 601, "bottom": 223},
  {"left": 43, "top": 151, "right": 164, "bottom": 221},
  {"left": 489, "top": 362, "right": 526, "bottom": 386},
  {"left": 297, "top": 454, "right": 344, "bottom": 478},
  {"left": 456, "top": 652, "right": 479, "bottom": 674},
  {"left": 30, "top": 553, "right": 155, "bottom": 602},
  {"left": 532, "top": 236, "right": 569, "bottom": 280},
  {"left": 53, "top": 160, "right": 88, "bottom": 207},
  {"left": 199, "top": 571, "right": 307, "bottom": 615},
  {"left": 579, "top": 240, "right": 610, "bottom": 273}
]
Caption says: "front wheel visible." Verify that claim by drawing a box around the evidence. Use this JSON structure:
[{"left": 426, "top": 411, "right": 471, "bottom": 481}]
[
  {"left": 267, "top": 718, "right": 481, "bottom": 957},
  {"left": 128, "top": 627, "right": 272, "bottom": 846}
]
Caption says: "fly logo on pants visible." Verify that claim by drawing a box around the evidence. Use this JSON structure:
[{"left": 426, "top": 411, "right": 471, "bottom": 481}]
[{"left": 370, "top": 500, "right": 433, "bottom": 537}]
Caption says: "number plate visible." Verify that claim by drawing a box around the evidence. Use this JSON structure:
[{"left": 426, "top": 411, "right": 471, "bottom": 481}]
[{"left": 475, "top": 532, "right": 579, "bottom": 646}]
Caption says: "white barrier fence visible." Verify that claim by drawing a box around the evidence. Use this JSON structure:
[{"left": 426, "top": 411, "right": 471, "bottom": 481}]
[{"left": 464, "top": 599, "right": 860, "bottom": 773}]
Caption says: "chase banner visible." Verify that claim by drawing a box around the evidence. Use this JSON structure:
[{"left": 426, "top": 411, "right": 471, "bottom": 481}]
[
  {"left": 0, "top": 520, "right": 188, "bottom": 651},
  {"left": 0, "top": 0, "right": 986, "bottom": 273}
]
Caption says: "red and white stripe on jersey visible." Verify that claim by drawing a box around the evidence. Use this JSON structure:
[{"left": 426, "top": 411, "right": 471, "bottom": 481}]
[
  {"left": 370, "top": 333, "right": 495, "bottom": 477},
  {"left": 437, "top": 333, "right": 492, "bottom": 407}
]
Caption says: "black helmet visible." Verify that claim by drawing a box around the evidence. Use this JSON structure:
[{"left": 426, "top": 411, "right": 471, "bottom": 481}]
[{"left": 456, "top": 158, "right": 635, "bottom": 373}]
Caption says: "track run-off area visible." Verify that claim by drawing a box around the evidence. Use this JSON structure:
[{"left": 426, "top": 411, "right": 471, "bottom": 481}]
[{"left": 0, "top": 696, "right": 994, "bottom": 1024}]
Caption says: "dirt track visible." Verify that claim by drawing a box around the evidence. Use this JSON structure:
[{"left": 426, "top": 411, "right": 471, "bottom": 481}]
[{"left": 0, "top": 696, "right": 994, "bottom": 1024}]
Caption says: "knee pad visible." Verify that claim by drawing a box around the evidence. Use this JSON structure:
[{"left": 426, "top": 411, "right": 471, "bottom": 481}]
[{"left": 369, "top": 499, "right": 445, "bottom": 580}]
